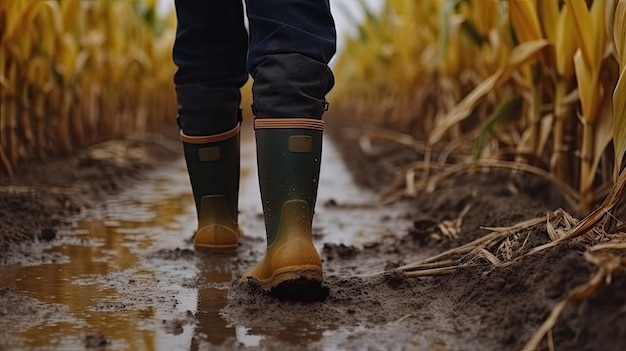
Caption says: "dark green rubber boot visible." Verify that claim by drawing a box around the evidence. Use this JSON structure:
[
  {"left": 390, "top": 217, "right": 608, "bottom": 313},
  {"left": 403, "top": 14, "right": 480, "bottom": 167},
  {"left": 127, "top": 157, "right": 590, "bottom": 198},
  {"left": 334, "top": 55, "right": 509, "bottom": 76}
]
[
  {"left": 241, "top": 118, "right": 324, "bottom": 290},
  {"left": 181, "top": 124, "right": 241, "bottom": 250}
]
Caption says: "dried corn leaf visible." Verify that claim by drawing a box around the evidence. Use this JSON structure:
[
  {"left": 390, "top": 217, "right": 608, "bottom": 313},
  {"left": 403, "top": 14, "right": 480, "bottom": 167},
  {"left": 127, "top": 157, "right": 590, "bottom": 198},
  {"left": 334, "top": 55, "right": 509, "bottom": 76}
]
[
  {"left": 613, "top": 0, "right": 626, "bottom": 175},
  {"left": 429, "top": 39, "right": 550, "bottom": 144},
  {"left": 509, "top": 0, "right": 544, "bottom": 42}
]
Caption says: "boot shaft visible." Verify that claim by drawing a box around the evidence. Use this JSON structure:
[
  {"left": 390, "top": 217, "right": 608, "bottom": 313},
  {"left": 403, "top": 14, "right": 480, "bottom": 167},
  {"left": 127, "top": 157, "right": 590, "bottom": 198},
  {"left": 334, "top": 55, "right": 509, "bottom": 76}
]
[
  {"left": 255, "top": 118, "right": 324, "bottom": 246},
  {"left": 181, "top": 125, "right": 241, "bottom": 223}
]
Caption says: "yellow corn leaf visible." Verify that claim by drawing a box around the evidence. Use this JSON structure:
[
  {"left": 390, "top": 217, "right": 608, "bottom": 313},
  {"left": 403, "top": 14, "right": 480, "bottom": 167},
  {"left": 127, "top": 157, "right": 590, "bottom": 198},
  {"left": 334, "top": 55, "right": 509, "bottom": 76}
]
[
  {"left": 537, "top": 114, "right": 555, "bottom": 157},
  {"left": 0, "top": 0, "right": 7, "bottom": 29},
  {"left": 582, "top": 81, "right": 615, "bottom": 192},
  {"left": 613, "top": 0, "right": 626, "bottom": 175},
  {"left": 429, "top": 39, "right": 550, "bottom": 144},
  {"left": 472, "top": 0, "right": 499, "bottom": 37},
  {"left": 613, "top": 72, "right": 626, "bottom": 176},
  {"left": 26, "top": 56, "right": 51, "bottom": 89},
  {"left": 574, "top": 51, "right": 603, "bottom": 125},
  {"left": 143, "top": 0, "right": 157, "bottom": 12},
  {"left": 38, "top": 1, "right": 63, "bottom": 35},
  {"left": 606, "top": 0, "right": 619, "bottom": 46},
  {"left": 509, "top": 0, "right": 544, "bottom": 42},
  {"left": 538, "top": 0, "right": 559, "bottom": 42},
  {"left": 73, "top": 50, "right": 91, "bottom": 80},
  {"left": 555, "top": 5, "right": 579, "bottom": 78},
  {"left": 615, "top": 0, "right": 626, "bottom": 64},
  {"left": 38, "top": 4, "right": 63, "bottom": 60},
  {"left": 61, "top": 0, "right": 81, "bottom": 33},
  {"left": 3, "top": 0, "right": 28, "bottom": 40},
  {"left": 439, "top": 14, "right": 462, "bottom": 76},
  {"left": 570, "top": 0, "right": 607, "bottom": 124},
  {"left": 3, "top": 1, "right": 45, "bottom": 61},
  {"left": 56, "top": 34, "right": 78, "bottom": 82},
  {"left": 0, "top": 50, "right": 7, "bottom": 94},
  {"left": 567, "top": 0, "right": 606, "bottom": 71}
]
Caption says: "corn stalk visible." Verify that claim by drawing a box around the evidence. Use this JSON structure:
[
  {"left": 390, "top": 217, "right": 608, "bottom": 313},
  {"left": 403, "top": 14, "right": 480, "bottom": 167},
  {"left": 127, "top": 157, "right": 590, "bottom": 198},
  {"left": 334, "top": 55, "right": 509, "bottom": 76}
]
[
  {"left": 332, "top": 0, "right": 624, "bottom": 215},
  {"left": 613, "top": 0, "right": 626, "bottom": 176},
  {"left": 0, "top": 0, "right": 176, "bottom": 174},
  {"left": 509, "top": 0, "right": 550, "bottom": 164},
  {"left": 567, "top": 0, "right": 609, "bottom": 213},
  {"left": 538, "top": 2, "right": 578, "bottom": 185}
]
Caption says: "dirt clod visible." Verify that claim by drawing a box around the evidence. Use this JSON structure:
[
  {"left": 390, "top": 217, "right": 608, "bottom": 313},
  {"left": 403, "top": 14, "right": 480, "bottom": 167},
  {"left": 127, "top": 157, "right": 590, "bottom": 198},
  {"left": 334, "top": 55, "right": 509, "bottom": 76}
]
[
  {"left": 39, "top": 228, "right": 56, "bottom": 241},
  {"left": 323, "top": 243, "right": 359, "bottom": 260},
  {"left": 84, "top": 332, "right": 109, "bottom": 349}
]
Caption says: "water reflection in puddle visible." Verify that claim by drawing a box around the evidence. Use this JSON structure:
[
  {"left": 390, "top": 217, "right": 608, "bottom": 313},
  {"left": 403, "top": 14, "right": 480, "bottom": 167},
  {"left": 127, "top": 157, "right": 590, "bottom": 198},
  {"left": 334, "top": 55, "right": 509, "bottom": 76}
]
[
  {"left": 0, "top": 177, "right": 197, "bottom": 350},
  {"left": 0, "top": 126, "right": 413, "bottom": 350}
]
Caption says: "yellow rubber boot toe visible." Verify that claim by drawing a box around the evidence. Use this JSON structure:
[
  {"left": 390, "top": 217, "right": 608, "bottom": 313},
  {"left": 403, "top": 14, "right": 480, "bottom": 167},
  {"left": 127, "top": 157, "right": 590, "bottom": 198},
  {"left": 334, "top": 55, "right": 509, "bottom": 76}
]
[{"left": 242, "top": 200, "right": 322, "bottom": 290}]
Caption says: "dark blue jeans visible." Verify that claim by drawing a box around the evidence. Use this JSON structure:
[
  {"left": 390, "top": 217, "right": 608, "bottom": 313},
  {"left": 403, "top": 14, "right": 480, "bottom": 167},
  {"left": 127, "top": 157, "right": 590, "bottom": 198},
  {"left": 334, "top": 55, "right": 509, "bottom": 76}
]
[{"left": 173, "top": 0, "right": 336, "bottom": 135}]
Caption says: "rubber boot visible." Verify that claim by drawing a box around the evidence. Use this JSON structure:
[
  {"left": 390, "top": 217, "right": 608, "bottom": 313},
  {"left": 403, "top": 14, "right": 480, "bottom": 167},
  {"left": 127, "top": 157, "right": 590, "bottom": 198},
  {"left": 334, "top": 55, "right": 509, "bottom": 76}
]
[
  {"left": 181, "top": 125, "right": 241, "bottom": 250},
  {"left": 241, "top": 118, "right": 324, "bottom": 290}
]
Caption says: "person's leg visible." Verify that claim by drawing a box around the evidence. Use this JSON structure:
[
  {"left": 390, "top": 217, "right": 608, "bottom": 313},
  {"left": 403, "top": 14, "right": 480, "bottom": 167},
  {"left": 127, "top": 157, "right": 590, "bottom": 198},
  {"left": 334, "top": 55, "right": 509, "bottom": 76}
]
[
  {"left": 242, "top": 0, "right": 336, "bottom": 290},
  {"left": 246, "top": 0, "right": 336, "bottom": 118},
  {"left": 173, "top": 0, "right": 248, "bottom": 249}
]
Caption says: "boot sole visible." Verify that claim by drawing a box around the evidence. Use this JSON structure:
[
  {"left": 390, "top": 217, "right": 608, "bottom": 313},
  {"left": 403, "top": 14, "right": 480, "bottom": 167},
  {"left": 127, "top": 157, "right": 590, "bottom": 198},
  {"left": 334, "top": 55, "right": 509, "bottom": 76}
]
[
  {"left": 193, "top": 224, "right": 241, "bottom": 251},
  {"left": 257, "top": 265, "right": 322, "bottom": 291},
  {"left": 194, "top": 243, "right": 238, "bottom": 251}
]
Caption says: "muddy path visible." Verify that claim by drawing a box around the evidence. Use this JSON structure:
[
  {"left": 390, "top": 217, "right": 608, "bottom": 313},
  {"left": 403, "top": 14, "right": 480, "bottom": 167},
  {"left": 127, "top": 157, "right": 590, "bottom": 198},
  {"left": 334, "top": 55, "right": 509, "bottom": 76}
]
[{"left": 1, "top": 120, "right": 625, "bottom": 351}]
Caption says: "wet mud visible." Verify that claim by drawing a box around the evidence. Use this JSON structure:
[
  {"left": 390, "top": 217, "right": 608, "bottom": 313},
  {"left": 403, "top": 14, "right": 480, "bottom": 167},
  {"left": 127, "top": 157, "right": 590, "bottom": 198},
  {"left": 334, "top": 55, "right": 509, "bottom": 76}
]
[{"left": 0, "top": 120, "right": 625, "bottom": 350}]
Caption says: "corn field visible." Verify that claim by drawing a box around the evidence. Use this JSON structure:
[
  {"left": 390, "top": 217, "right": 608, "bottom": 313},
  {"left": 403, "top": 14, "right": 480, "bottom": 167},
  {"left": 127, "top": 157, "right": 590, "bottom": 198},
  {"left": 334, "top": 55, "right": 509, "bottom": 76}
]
[
  {"left": 333, "top": 0, "right": 626, "bottom": 215},
  {"left": 0, "top": 0, "right": 177, "bottom": 177}
]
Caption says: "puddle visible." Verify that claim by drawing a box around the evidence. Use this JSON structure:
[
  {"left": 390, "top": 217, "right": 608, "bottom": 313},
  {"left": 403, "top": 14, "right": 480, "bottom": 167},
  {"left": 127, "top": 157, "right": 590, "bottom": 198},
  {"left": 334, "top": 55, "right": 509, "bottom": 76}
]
[{"left": 0, "top": 124, "right": 414, "bottom": 350}]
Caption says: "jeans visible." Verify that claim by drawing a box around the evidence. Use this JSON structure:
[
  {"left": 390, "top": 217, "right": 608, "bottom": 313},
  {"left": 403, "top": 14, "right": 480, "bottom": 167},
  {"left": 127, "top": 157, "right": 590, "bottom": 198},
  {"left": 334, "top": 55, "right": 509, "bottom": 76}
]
[{"left": 173, "top": 0, "right": 337, "bottom": 135}]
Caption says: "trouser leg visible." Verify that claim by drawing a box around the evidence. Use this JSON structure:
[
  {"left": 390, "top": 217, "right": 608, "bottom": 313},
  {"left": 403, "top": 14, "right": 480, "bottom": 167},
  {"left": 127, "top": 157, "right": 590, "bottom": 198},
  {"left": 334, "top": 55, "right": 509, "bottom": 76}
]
[
  {"left": 173, "top": 0, "right": 248, "bottom": 249},
  {"left": 245, "top": 0, "right": 336, "bottom": 118},
  {"left": 173, "top": 0, "right": 248, "bottom": 135}
]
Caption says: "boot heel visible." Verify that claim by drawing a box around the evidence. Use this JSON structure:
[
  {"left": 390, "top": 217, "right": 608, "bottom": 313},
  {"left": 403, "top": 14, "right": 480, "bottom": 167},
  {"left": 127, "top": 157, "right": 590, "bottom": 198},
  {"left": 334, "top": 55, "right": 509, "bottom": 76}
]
[
  {"left": 194, "top": 195, "right": 240, "bottom": 250},
  {"left": 242, "top": 200, "right": 322, "bottom": 290},
  {"left": 181, "top": 124, "right": 241, "bottom": 251}
]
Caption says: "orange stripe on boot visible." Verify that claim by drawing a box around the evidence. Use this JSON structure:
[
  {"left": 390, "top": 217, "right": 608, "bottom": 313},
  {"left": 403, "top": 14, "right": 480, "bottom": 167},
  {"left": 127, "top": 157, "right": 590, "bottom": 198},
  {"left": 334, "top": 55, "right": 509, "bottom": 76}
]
[
  {"left": 254, "top": 118, "right": 324, "bottom": 131},
  {"left": 180, "top": 123, "right": 240, "bottom": 144}
]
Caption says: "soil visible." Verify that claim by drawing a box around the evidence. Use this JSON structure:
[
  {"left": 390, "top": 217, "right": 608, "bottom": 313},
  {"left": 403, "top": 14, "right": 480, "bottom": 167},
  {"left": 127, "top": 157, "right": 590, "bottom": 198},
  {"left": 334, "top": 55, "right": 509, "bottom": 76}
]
[
  {"left": 0, "top": 135, "right": 181, "bottom": 250},
  {"left": 1, "top": 119, "right": 625, "bottom": 351}
]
